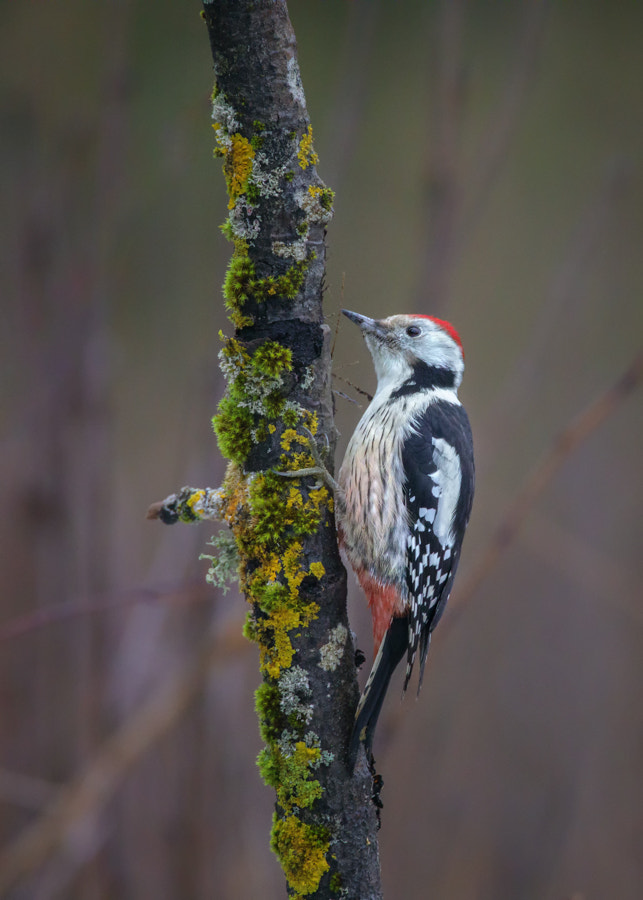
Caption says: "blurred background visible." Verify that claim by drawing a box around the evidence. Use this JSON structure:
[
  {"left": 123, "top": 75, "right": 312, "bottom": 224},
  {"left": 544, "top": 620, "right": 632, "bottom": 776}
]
[{"left": 1, "top": 1, "right": 642, "bottom": 898}]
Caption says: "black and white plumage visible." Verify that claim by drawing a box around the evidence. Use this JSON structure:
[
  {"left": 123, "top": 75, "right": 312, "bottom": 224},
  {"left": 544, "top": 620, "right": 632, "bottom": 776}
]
[{"left": 337, "top": 310, "right": 475, "bottom": 764}]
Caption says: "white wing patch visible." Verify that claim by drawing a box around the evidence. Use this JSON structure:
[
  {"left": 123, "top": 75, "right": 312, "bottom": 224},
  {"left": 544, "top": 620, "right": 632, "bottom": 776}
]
[{"left": 429, "top": 437, "right": 462, "bottom": 548}]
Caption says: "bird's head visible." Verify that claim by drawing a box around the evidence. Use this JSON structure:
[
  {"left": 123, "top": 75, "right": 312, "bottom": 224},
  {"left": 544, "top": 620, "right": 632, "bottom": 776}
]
[{"left": 342, "top": 309, "right": 465, "bottom": 394}]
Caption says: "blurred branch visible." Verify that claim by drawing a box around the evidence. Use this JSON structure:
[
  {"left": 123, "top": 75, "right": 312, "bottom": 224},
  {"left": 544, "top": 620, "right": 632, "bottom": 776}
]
[
  {"left": 0, "top": 581, "right": 207, "bottom": 644},
  {"left": 520, "top": 509, "right": 643, "bottom": 627},
  {"left": 449, "top": 350, "right": 643, "bottom": 617},
  {"left": 0, "top": 770, "right": 57, "bottom": 812},
  {"left": 0, "top": 622, "right": 247, "bottom": 895}
]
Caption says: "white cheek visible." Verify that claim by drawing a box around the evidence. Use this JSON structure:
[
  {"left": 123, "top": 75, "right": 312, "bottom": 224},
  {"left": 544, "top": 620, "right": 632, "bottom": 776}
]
[{"left": 366, "top": 344, "right": 412, "bottom": 394}]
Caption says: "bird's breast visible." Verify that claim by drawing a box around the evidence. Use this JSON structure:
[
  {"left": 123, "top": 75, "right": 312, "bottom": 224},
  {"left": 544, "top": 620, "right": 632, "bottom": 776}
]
[{"left": 338, "top": 395, "right": 412, "bottom": 587}]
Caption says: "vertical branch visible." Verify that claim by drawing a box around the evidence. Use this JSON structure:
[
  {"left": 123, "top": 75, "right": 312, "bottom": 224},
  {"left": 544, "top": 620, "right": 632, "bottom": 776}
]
[{"left": 200, "top": 2, "right": 382, "bottom": 898}]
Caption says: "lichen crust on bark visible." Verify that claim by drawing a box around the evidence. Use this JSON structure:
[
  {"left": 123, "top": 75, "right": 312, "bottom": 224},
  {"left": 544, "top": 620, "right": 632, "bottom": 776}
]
[{"left": 201, "top": 3, "right": 382, "bottom": 897}]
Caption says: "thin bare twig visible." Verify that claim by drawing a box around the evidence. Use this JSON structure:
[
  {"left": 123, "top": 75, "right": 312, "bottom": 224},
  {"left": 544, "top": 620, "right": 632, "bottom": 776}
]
[{"left": 330, "top": 272, "right": 345, "bottom": 359}]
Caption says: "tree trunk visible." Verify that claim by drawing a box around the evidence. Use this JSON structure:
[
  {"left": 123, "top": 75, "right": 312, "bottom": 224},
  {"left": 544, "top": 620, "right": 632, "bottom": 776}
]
[{"left": 201, "top": 2, "right": 382, "bottom": 897}]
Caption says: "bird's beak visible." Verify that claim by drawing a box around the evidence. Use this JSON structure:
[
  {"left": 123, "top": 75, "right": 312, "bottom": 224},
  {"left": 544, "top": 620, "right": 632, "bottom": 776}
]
[{"left": 342, "top": 309, "right": 387, "bottom": 339}]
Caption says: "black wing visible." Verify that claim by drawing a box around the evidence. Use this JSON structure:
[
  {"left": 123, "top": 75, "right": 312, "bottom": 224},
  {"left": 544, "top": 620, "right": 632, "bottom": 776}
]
[{"left": 401, "top": 399, "right": 475, "bottom": 690}]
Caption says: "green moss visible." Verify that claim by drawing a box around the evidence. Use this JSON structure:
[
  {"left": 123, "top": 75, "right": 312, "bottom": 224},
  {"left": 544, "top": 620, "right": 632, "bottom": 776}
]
[
  {"left": 223, "top": 243, "right": 253, "bottom": 305},
  {"left": 282, "top": 405, "right": 300, "bottom": 428},
  {"left": 271, "top": 815, "right": 330, "bottom": 898},
  {"left": 250, "top": 578, "right": 289, "bottom": 614},
  {"left": 245, "top": 181, "right": 262, "bottom": 203},
  {"left": 246, "top": 473, "right": 328, "bottom": 552},
  {"left": 210, "top": 96, "right": 336, "bottom": 900},
  {"left": 318, "top": 187, "right": 335, "bottom": 211},
  {"left": 221, "top": 238, "right": 311, "bottom": 330},
  {"left": 243, "top": 609, "right": 258, "bottom": 643},
  {"left": 252, "top": 342, "right": 292, "bottom": 378},
  {"left": 255, "top": 682, "right": 283, "bottom": 743},
  {"left": 259, "top": 741, "right": 323, "bottom": 811},
  {"left": 219, "top": 219, "right": 234, "bottom": 242},
  {"left": 212, "top": 397, "right": 254, "bottom": 464},
  {"left": 253, "top": 255, "right": 311, "bottom": 302}
]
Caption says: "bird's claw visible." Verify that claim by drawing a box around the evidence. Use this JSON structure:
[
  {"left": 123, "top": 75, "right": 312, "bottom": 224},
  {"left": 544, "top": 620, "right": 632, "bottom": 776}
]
[{"left": 271, "top": 427, "right": 340, "bottom": 493}]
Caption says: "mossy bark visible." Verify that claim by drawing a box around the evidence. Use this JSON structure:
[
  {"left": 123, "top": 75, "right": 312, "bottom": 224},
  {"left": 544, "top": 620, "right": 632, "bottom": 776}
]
[{"left": 201, "top": 2, "right": 382, "bottom": 898}]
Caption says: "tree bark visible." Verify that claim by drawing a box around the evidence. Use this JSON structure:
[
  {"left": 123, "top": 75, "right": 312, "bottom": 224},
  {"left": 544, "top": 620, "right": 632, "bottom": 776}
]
[{"left": 201, "top": 2, "right": 382, "bottom": 897}]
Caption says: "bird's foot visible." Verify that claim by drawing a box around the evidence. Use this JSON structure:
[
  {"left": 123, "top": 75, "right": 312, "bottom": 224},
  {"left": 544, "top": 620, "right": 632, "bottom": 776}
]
[{"left": 272, "top": 427, "right": 340, "bottom": 494}]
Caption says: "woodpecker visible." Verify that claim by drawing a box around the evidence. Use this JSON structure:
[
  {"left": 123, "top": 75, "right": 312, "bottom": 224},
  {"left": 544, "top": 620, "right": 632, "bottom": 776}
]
[{"left": 338, "top": 309, "right": 475, "bottom": 764}]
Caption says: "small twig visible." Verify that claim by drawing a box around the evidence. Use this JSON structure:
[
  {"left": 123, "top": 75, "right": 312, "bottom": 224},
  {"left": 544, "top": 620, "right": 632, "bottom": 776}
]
[
  {"left": 449, "top": 350, "right": 643, "bottom": 619},
  {"left": 330, "top": 273, "right": 345, "bottom": 359},
  {"left": 332, "top": 371, "right": 373, "bottom": 403},
  {"left": 332, "top": 389, "right": 362, "bottom": 408}
]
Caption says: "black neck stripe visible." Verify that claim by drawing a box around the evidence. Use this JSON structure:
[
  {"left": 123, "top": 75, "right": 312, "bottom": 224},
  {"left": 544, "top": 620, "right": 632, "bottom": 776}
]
[{"left": 390, "top": 361, "right": 456, "bottom": 398}]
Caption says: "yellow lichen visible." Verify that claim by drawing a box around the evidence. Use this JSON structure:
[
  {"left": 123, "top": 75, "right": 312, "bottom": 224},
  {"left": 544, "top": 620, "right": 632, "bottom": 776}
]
[
  {"left": 214, "top": 130, "right": 256, "bottom": 209},
  {"left": 280, "top": 428, "right": 302, "bottom": 452},
  {"left": 259, "top": 606, "right": 301, "bottom": 677},
  {"left": 297, "top": 125, "right": 319, "bottom": 170},
  {"left": 283, "top": 541, "right": 307, "bottom": 600},
  {"left": 271, "top": 815, "right": 330, "bottom": 897},
  {"left": 303, "top": 411, "right": 319, "bottom": 436},
  {"left": 308, "top": 561, "right": 325, "bottom": 580},
  {"left": 186, "top": 489, "right": 206, "bottom": 512}
]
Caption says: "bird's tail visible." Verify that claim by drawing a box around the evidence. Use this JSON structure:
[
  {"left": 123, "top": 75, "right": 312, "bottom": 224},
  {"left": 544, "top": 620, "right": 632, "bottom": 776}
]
[{"left": 349, "top": 616, "right": 408, "bottom": 768}]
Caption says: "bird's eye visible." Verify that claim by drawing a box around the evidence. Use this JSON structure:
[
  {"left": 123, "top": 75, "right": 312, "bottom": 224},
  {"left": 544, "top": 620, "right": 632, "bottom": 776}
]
[{"left": 406, "top": 325, "right": 422, "bottom": 337}]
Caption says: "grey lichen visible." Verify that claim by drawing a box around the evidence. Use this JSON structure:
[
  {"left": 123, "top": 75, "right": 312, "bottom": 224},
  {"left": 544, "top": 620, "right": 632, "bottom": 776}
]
[
  {"left": 211, "top": 93, "right": 240, "bottom": 137},
  {"left": 272, "top": 237, "right": 308, "bottom": 262},
  {"left": 279, "top": 665, "right": 314, "bottom": 726},
  {"left": 318, "top": 624, "right": 348, "bottom": 672},
  {"left": 286, "top": 56, "right": 307, "bottom": 109},
  {"left": 251, "top": 151, "right": 289, "bottom": 199},
  {"left": 296, "top": 186, "right": 334, "bottom": 227},
  {"left": 200, "top": 530, "right": 240, "bottom": 594}
]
